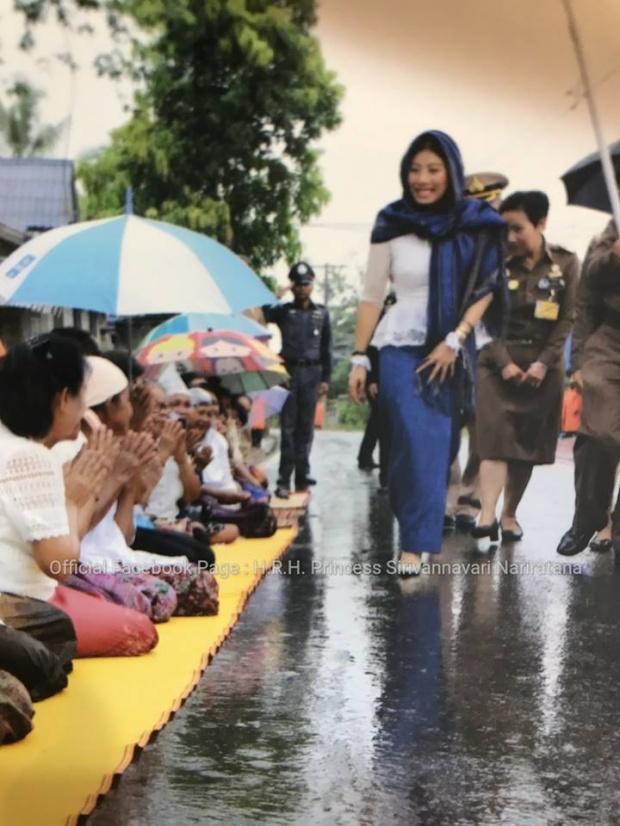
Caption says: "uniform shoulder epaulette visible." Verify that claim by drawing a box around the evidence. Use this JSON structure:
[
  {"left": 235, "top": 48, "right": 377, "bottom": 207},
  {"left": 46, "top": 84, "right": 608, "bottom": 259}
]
[{"left": 549, "top": 242, "right": 575, "bottom": 255}]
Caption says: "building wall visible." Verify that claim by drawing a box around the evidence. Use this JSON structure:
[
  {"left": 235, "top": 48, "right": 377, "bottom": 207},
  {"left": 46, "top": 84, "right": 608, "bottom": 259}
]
[{"left": 0, "top": 307, "right": 108, "bottom": 348}]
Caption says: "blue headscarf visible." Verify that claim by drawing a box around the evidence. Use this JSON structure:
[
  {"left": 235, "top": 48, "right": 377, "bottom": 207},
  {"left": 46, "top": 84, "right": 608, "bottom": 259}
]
[{"left": 371, "top": 130, "right": 507, "bottom": 350}]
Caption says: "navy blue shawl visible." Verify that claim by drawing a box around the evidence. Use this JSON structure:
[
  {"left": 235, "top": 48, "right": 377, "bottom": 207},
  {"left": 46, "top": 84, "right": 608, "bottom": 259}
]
[{"left": 371, "top": 130, "right": 507, "bottom": 351}]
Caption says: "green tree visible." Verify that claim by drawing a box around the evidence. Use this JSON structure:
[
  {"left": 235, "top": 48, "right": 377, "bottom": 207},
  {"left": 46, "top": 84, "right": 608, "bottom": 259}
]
[
  {"left": 76, "top": 0, "right": 343, "bottom": 269},
  {"left": 0, "top": 80, "right": 64, "bottom": 157}
]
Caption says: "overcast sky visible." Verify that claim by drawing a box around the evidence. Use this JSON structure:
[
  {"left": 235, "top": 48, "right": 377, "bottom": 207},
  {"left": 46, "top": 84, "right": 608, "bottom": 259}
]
[{"left": 1, "top": 0, "right": 619, "bottom": 284}]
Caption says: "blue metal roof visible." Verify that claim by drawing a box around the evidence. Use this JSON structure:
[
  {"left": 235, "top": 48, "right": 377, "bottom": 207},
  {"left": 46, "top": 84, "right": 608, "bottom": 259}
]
[{"left": 0, "top": 158, "right": 78, "bottom": 233}]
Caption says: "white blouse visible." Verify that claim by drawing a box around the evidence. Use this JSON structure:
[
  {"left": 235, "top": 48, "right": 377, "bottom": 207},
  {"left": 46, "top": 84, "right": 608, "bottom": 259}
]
[
  {"left": 80, "top": 501, "right": 189, "bottom": 573},
  {"left": 146, "top": 458, "right": 184, "bottom": 522},
  {"left": 201, "top": 429, "right": 238, "bottom": 492},
  {"left": 0, "top": 424, "right": 69, "bottom": 602},
  {"left": 361, "top": 235, "right": 432, "bottom": 349},
  {"left": 360, "top": 234, "right": 491, "bottom": 351}
]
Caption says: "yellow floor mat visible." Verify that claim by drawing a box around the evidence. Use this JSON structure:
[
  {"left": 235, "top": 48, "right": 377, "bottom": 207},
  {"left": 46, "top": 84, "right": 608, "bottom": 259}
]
[{"left": 0, "top": 528, "right": 297, "bottom": 826}]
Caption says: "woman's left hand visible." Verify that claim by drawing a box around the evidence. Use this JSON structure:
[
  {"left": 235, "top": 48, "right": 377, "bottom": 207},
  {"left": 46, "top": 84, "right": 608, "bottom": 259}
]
[{"left": 416, "top": 342, "right": 458, "bottom": 383}]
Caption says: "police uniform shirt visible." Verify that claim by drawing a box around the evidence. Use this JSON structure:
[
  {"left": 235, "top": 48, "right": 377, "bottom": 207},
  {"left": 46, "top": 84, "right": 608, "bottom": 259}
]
[
  {"left": 263, "top": 300, "right": 333, "bottom": 383},
  {"left": 488, "top": 239, "right": 579, "bottom": 369}
]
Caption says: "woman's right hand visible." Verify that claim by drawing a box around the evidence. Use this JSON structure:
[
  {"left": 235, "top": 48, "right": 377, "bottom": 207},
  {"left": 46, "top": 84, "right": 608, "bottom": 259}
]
[
  {"left": 501, "top": 363, "right": 524, "bottom": 383},
  {"left": 160, "top": 419, "right": 185, "bottom": 461},
  {"left": 349, "top": 366, "right": 367, "bottom": 404},
  {"left": 112, "top": 431, "right": 158, "bottom": 482},
  {"left": 64, "top": 448, "right": 110, "bottom": 508}
]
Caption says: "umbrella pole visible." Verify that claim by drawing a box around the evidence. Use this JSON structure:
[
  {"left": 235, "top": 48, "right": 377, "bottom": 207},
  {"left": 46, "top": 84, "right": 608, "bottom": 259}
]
[
  {"left": 128, "top": 317, "right": 134, "bottom": 383},
  {"left": 563, "top": 0, "right": 620, "bottom": 228}
]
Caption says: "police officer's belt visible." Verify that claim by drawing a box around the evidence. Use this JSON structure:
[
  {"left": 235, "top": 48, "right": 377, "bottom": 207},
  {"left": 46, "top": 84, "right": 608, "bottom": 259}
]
[
  {"left": 603, "top": 306, "right": 620, "bottom": 329},
  {"left": 285, "top": 359, "right": 321, "bottom": 367}
]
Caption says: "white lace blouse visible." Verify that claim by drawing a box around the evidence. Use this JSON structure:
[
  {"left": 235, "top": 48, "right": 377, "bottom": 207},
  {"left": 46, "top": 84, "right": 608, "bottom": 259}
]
[
  {"left": 0, "top": 423, "right": 69, "bottom": 602},
  {"left": 360, "top": 234, "right": 492, "bottom": 351}
]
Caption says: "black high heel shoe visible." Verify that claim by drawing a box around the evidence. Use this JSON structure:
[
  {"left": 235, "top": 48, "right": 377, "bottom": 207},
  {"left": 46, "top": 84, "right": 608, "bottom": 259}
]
[
  {"left": 470, "top": 520, "right": 499, "bottom": 552},
  {"left": 590, "top": 537, "right": 613, "bottom": 553},
  {"left": 500, "top": 521, "right": 524, "bottom": 542}
]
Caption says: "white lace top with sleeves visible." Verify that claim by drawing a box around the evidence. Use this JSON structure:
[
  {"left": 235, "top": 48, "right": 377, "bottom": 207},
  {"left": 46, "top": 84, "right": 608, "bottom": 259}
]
[
  {"left": 360, "top": 234, "right": 433, "bottom": 349},
  {"left": 0, "top": 423, "right": 69, "bottom": 601}
]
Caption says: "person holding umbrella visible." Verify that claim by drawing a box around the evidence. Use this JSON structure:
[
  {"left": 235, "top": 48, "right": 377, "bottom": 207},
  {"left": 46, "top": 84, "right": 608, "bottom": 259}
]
[
  {"left": 557, "top": 191, "right": 620, "bottom": 557},
  {"left": 261, "top": 263, "right": 332, "bottom": 499},
  {"left": 554, "top": 147, "right": 620, "bottom": 557}
]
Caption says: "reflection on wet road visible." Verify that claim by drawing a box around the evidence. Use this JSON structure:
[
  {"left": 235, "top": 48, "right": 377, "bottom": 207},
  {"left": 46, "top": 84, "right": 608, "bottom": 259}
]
[{"left": 89, "top": 432, "right": 620, "bottom": 825}]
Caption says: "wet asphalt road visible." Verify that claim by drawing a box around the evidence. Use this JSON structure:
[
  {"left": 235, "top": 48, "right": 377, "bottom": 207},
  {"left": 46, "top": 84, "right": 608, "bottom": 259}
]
[{"left": 89, "top": 431, "right": 620, "bottom": 826}]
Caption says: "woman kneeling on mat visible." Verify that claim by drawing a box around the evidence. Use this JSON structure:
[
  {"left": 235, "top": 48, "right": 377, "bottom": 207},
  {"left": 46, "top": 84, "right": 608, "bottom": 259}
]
[
  {"left": 69, "top": 357, "right": 219, "bottom": 619},
  {"left": 0, "top": 336, "right": 158, "bottom": 658}
]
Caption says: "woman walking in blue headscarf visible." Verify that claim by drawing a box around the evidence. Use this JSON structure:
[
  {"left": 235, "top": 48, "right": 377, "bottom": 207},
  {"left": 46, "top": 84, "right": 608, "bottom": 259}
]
[{"left": 349, "top": 131, "right": 507, "bottom": 575}]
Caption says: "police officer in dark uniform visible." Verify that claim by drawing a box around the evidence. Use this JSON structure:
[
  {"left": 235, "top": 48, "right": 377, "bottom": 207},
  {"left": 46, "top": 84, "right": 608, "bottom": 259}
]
[{"left": 262, "top": 262, "right": 332, "bottom": 499}]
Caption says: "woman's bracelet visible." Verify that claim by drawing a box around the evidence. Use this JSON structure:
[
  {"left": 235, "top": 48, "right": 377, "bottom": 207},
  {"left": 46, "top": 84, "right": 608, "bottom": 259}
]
[
  {"left": 351, "top": 353, "right": 371, "bottom": 371},
  {"left": 455, "top": 321, "right": 472, "bottom": 341},
  {"left": 444, "top": 332, "right": 463, "bottom": 352}
]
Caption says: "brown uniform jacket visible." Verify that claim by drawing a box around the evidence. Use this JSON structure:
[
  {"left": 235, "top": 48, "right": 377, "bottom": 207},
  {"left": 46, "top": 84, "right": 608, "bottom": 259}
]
[
  {"left": 483, "top": 239, "right": 579, "bottom": 370},
  {"left": 571, "top": 220, "right": 620, "bottom": 371}
]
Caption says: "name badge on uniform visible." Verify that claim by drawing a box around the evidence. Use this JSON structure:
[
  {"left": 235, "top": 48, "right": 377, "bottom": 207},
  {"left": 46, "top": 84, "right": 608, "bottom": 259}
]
[{"left": 534, "top": 300, "right": 560, "bottom": 321}]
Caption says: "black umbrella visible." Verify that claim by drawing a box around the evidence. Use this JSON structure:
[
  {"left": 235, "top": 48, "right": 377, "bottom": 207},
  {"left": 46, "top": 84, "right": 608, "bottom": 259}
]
[{"left": 561, "top": 140, "right": 620, "bottom": 214}]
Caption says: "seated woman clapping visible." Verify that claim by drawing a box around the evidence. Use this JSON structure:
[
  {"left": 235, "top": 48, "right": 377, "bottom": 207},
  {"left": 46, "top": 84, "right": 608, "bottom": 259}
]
[
  {"left": 0, "top": 336, "right": 158, "bottom": 658},
  {"left": 133, "top": 382, "right": 223, "bottom": 561},
  {"left": 73, "top": 358, "right": 219, "bottom": 618}
]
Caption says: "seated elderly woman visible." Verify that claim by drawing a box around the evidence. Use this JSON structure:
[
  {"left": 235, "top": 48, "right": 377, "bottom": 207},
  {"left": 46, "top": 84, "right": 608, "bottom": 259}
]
[
  {"left": 189, "top": 390, "right": 276, "bottom": 539},
  {"left": 197, "top": 391, "right": 268, "bottom": 505},
  {"left": 131, "top": 382, "right": 226, "bottom": 559},
  {"left": 68, "top": 357, "right": 218, "bottom": 618},
  {"left": 0, "top": 336, "right": 158, "bottom": 658}
]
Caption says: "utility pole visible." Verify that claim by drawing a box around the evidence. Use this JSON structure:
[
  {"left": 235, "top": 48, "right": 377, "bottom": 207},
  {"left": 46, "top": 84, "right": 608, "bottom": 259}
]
[{"left": 313, "top": 263, "right": 345, "bottom": 309}]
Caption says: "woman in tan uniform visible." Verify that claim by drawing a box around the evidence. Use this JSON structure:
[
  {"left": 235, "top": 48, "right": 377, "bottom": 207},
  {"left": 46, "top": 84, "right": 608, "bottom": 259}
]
[{"left": 474, "top": 191, "right": 579, "bottom": 550}]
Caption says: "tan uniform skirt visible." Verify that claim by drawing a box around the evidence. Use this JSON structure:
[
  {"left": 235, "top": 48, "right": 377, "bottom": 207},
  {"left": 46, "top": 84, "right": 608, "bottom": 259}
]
[
  {"left": 580, "top": 323, "right": 620, "bottom": 448},
  {"left": 476, "top": 342, "right": 564, "bottom": 465}
]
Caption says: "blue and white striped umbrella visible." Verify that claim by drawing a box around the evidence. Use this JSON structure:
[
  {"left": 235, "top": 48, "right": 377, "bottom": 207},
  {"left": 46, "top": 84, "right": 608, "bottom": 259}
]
[
  {"left": 0, "top": 215, "right": 275, "bottom": 315},
  {"left": 140, "top": 312, "right": 271, "bottom": 346}
]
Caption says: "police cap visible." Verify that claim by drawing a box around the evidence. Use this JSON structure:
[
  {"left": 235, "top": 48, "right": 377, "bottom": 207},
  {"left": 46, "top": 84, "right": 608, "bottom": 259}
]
[
  {"left": 464, "top": 172, "right": 509, "bottom": 202},
  {"left": 288, "top": 261, "right": 315, "bottom": 285}
]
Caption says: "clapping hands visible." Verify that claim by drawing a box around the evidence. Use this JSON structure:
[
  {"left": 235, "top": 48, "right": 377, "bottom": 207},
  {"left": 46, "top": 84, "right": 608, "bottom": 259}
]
[{"left": 64, "top": 429, "right": 116, "bottom": 508}]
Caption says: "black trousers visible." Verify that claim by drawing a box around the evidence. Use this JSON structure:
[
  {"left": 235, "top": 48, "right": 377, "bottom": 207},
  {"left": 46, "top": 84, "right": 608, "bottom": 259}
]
[
  {"left": 0, "top": 594, "right": 76, "bottom": 701},
  {"left": 358, "top": 398, "right": 380, "bottom": 466},
  {"left": 278, "top": 364, "right": 321, "bottom": 486},
  {"left": 572, "top": 434, "right": 620, "bottom": 538},
  {"left": 133, "top": 527, "right": 215, "bottom": 568}
]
